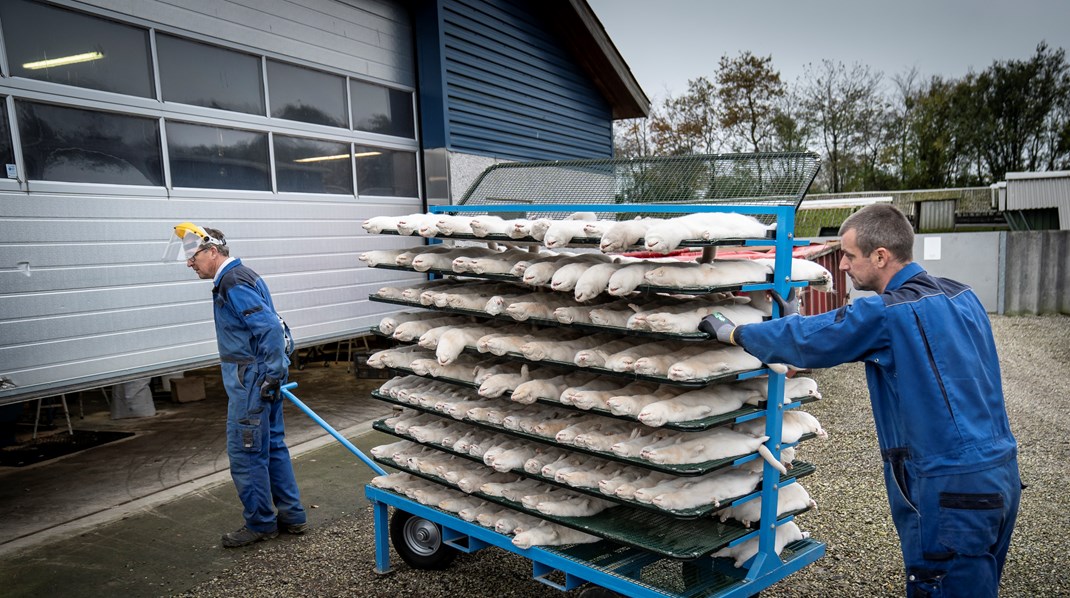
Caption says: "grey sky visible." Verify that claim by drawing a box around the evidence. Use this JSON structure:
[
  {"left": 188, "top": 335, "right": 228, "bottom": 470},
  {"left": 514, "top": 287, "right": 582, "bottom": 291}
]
[{"left": 587, "top": 0, "right": 1070, "bottom": 102}]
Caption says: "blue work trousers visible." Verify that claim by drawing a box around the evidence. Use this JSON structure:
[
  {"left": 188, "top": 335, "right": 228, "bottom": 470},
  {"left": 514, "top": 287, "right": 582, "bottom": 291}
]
[
  {"left": 223, "top": 362, "right": 306, "bottom": 533},
  {"left": 884, "top": 450, "right": 1021, "bottom": 597}
]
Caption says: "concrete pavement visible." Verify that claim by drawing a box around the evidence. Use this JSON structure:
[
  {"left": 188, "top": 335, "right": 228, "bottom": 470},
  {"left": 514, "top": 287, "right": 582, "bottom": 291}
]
[{"left": 0, "top": 360, "right": 396, "bottom": 596}]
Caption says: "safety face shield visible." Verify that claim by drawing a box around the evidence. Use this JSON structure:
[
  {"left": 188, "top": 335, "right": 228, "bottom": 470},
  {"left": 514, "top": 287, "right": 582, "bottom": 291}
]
[{"left": 162, "top": 222, "right": 213, "bottom": 261}]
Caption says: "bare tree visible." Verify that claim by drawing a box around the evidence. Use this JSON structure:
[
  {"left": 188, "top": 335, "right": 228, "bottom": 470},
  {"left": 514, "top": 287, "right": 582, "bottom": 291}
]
[
  {"left": 716, "top": 51, "right": 785, "bottom": 153},
  {"left": 799, "top": 60, "right": 884, "bottom": 192}
]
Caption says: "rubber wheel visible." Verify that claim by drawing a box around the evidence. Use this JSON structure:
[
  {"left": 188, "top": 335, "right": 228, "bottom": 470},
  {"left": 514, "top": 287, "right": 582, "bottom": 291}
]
[{"left": 389, "top": 510, "right": 458, "bottom": 570}]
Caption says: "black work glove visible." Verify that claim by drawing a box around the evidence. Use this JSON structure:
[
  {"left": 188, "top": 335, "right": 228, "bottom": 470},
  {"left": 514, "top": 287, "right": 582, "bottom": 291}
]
[
  {"left": 260, "top": 376, "right": 281, "bottom": 401},
  {"left": 770, "top": 288, "right": 800, "bottom": 317},
  {"left": 699, "top": 311, "right": 737, "bottom": 344}
]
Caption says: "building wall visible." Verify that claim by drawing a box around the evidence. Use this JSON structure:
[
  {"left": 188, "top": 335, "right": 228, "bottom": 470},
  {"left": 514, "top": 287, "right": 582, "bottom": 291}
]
[
  {"left": 440, "top": 0, "right": 613, "bottom": 161},
  {"left": 0, "top": 0, "right": 425, "bottom": 403},
  {"left": 1005, "top": 172, "right": 1070, "bottom": 230}
]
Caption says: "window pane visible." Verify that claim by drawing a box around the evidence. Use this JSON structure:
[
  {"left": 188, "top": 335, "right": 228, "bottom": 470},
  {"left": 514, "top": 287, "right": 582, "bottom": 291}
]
[
  {"left": 0, "top": 101, "right": 14, "bottom": 172},
  {"left": 17, "top": 101, "right": 162, "bottom": 185},
  {"left": 275, "top": 136, "right": 352, "bottom": 194},
  {"left": 0, "top": 0, "right": 153, "bottom": 97},
  {"left": 267, "top": 61, "right": 346, "bottom": 128},
  {"left": 349, "top": 80, "right": 415, "bottom": 138},
  {"left": 167, "top": 122, "right": 268, "bottom": 190},
  {"left": 354, "top": 146, "right": 417, "bottom": 197},
  {"left": 156, "top": 34, "right": 264, "bottom": 115}
]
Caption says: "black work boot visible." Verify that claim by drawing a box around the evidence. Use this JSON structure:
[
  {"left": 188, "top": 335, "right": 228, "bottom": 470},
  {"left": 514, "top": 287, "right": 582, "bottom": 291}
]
[
  {"left": 281, "top": 521, "right": 308, "bottom": 535},
  {"left": 221, "top": 525, "right": 278, "bottom": 548}
]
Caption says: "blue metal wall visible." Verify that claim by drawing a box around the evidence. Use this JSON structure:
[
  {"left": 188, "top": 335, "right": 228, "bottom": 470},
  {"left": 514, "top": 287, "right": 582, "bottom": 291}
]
[{"left": 439, "top": 0, "right": 614, "bottom": 160}]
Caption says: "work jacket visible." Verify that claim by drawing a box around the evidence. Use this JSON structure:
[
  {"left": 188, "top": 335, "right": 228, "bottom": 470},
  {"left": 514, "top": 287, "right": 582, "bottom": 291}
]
[
  {"left": 736, "top": 262, "right": 1016, "bottom": 476},
  {"left": 212, "top": 259, "right": 289, "bottom": 382}
]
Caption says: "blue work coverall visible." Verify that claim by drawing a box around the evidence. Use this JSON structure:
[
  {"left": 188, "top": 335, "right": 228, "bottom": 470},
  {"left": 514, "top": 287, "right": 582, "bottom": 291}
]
[
  {"left": 735, "top": 262, "right": 1020, "bottom": 598},
  {"left": 213, "top": 259, "right": 306, "bottom": 534}
]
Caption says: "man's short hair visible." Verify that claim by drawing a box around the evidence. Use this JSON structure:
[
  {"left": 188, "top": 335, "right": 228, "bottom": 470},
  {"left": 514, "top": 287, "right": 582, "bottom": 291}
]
[
  {"left": 201, "top": 227, "right": 231, "bottom": 257},
  {"left": 838, "top": 204, "right": 914, "bottom": 262}
]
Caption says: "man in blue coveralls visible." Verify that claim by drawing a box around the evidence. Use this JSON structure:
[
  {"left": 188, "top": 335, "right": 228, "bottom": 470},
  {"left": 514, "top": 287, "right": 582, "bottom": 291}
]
[
  {"left": 176, "top": 224, "right": 307, "bottom": 548},
  {"left": 700, "top": 204, "right": 1021, "bottom": 597}
]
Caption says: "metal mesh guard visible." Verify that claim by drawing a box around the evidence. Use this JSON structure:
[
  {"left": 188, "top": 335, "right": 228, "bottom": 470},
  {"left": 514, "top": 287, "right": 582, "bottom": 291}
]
[{"left": 458, "top": 152, "right": 821, "bottom": 219}]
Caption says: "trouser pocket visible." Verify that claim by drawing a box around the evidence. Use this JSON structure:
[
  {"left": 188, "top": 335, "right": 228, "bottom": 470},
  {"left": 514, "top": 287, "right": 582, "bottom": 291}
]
[
  {"left": 937, "top": 492, "right": 1004, "bottom": 556},
  {"left": 234, "top": 418, "right": 262, "bottom": 453}
]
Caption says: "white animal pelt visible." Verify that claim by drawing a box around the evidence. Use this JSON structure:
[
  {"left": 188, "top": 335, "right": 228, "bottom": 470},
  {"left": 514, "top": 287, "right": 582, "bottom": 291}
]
[
  {"left": 718, "top": 482, "right": 816, "bottom": 527},
  {"left": 733, "top": 410, "right": 828, "bottom": 443},
  {"left": 511, "top": 522, "right": 600, "bottom": 549},
  {"left": 710, "top": 521, "right": 809, "bottom": 568}
]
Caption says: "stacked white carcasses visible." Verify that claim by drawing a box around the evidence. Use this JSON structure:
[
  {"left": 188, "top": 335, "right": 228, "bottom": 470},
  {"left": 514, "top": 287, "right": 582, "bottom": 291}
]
[{"left": 362, "top": 211, "right": 827, "bottom": 554}]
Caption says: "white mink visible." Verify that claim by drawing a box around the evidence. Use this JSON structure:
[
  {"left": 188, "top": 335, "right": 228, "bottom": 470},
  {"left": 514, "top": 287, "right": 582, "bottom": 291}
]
[
  {"left": 486, "top": 445, "right": 539, "bottom": 472},
  {"left": 603, "top": 341, "right": 686, "bottom": 373},
  {"left": 438, "top": 495, "right": 486, "bottom": 514},
  {"left": 719, "top": 482, "right": 815, "bottom": 527},
  {"left": 481, "top": 477, "right": 546, "bottom": 498},
  {"left": 697, "top": 212, "right": 771, "bottom": 241},
  {"left": 470, "top": 215, "right": 510, "bottom": 237},
  {"left": 606, "top": 262, "right": 662, "bottom": 296},
  {"left": 559, "top": 378, "right": 627, "bottom": 406},
  {"left": 369, "top": 439, "right": 418, "bottom": 460},
  {"left": 456, "top": 470, "right": 518, "bottom": 494},
  {"left": 361, "top": 215, "right": 400, "bottom": 234},
  {"left": 613, "top": 470, "right": 678, "bottom": 500},
  {"left": 734, "top": 410, "right": 828, "bottom": 443},
  {"left": 539, "top": 454, "right": 588, "bottom": 478},
  {"left": 573, "top": 422, "right": 645, "bottom": 452},
  {"left": 605, "top": 387, "right": 684, "bottom": 417},
  {"left": 378, "top": 310, "right": 444, "bottom": 335},
  {"left": 511, "top": 371, "right": 596, "bottom": 404},
  {"left": 359, "top": 248, "right": 409, "bottom": 267},
  {"left": 543, "top": 219, "right": 595, "bottom": 249},
  {"left": 523, "top": 254, "right": 608, "bottom": 286},
  {"left": 478, "top": 364, "right": 531, "bottom": 398},
  {"left": 505, "top": 297, "right": 578, "bottom": 322},
  {"left": 599, "top": 218, "right": 653, "bottom": 253},
  {"left": 523, "top": 448, "right": 571, "bottom": 474},
  {"left": 638, "top": 384, "right": 762, "bottom": 427},
  {"left": 379, "top": 347, "right": 436, "bottom": 370},
  {"left": 393, "top": 316, "right": 469, "bottom": 342},
  {"left": 755, "top": 257, "right": 835, "bottom": 293},
  {"left": 569, "top": 380, "right": 658, "bottom": 411},
  {"left": 474, "top": 507, "right": 518, "bottom": 529},
  {"left": 519, "top": 488, "right": 577, "bottom": 510},
  {"left": 609, "top": 429, "right": 675, "bottom": 458},
  {"left": 536, "top": 495, "right": 615, "bottom": 517},
  {"left": 511, "top": 522, "right": 600, "bottom": 549},
  {"left": 432, "top": 214, "right": 475, "bottom": 236},
  {"left": 366, "top": 345, "right": 426, "bottom": 368},
  {"left": 666, "top": 346, "right": 764, "bottom": 381},
  {"left": 508, "top": 217, "right": 553, "bottom": 240},
  {"left": 549, "top": 261, "right": 597, "bottom": 292},
  {"left": 632, "top": 345, "right": 712, "bottom": 377},
  {"left": 738, "top": 376, "right": 821, "bottom": 403},
  {"left": 477, "top": 333, "right": 537, "bottom": 356},
  {"left": 411, "top": 247, "right": 498, "bottom": 272},
  {"left": 643, "top": 214, "right": 729, "bottom": 253},
  {"left": 639, "top": 427, "right": 770, "bottom": 465},
  {"left": 588, "top": 304, "right": 636, "bottom": 328},
  {"left": 553, "top": 459, "right": 623, "bottom": 488},
  {"left": 500, "top": 480, "right": 558, "bottom": 503},
  {"left": 520, "top": 336, "right": 597, "bottom": 362},
  {"left": 643, "top": 260, "right": 771, "bottom": 289},
  {"left": 710, "top": 521, "right": 808, "bottom": 568},
  {"left": 394, "top": 213, "right": 439, "bottom": 236},
  {"left": 495, "top": 513, "right": 545, "bottom": 535},
  {"left": 573, "top": 339, "right": 646, "bottom": 368},
  {"left": 645, "top": 302, "right": 766, "bottom": 334},
  {"left": 573, "top": 262, "right": 628, "bottom": 302},
  {"left": 649, "top": 468, "right": 762, "bottom": 510},
  {"left": 436, "top": 325, "right": 502, "bottom": 365}
]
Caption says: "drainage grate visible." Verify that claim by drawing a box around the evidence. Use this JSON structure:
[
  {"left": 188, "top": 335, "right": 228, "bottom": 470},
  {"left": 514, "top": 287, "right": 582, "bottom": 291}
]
[{"left": 0, "top": 430, "right": 135, "bottom": 467}]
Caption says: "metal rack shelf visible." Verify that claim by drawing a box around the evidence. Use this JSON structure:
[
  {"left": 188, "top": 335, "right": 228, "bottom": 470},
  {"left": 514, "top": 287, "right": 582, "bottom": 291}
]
[
  {"left": 384, "top": 364, "right": 821, "bottom": 433},
  {"left": 372, "top": 390, "right": 816, "bottom": 477},
  {"left": 373, "top": 419, "right": 816, "bottom": 520}
]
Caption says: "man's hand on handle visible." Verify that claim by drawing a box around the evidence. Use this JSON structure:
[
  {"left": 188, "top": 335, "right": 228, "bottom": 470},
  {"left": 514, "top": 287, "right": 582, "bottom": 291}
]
[
  {"left": 699, "top": 311, "right": 737, "bottom": 344},
  {"left": 260, "top": 376, "right": 281, "bottom": 401}
]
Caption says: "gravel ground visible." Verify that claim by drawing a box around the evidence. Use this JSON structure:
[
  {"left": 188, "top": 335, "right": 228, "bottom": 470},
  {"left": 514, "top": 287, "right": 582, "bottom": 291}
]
[{"left": 177, "top": 314, "right": 1070, "bottom": 598}]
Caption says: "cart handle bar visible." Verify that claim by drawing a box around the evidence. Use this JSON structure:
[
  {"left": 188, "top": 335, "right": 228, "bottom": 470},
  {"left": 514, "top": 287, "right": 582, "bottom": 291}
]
[{"left": 281, "top": 382, "right": 388, "bottom": 476}]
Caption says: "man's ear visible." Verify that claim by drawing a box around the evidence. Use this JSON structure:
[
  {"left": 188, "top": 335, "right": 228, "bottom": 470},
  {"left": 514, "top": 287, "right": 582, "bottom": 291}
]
[{"left": 872, "top": 247, "right": 891, "bottom": 268}]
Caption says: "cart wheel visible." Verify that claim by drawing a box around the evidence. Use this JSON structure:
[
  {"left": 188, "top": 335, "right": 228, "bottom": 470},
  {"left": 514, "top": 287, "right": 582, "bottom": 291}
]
[{"left": 390, "top": 510, "right": 458, "bottom": 570}]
